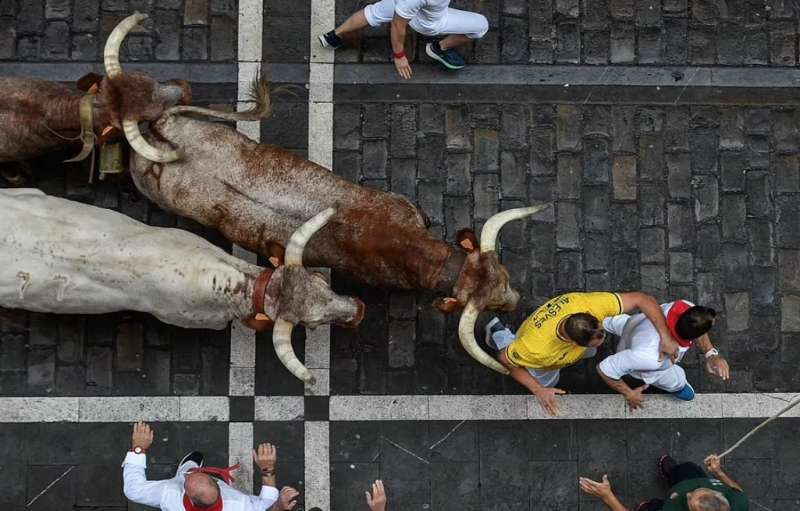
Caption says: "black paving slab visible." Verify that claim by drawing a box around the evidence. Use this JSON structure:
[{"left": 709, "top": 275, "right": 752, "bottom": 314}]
[{"left": 330, "top": 418, "right": 800, "bottom": 511}]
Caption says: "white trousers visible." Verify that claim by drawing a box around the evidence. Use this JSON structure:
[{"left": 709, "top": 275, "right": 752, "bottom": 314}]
[
  {"left": 492, "top": 328, "right": 597, "bottom": 388},
  {"left": 364, "top": 0, "right": 489, "bottom": 39}
]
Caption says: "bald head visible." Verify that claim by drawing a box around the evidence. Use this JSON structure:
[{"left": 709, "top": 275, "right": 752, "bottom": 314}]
[
  {"left": 687, "top": 489, "right": 730, "bottom": 511},
  {"left": 184, "top": 472, "right": 220, "bottom": 507}
]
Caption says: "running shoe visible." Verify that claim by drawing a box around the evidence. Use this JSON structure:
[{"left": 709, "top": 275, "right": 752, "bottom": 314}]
[
  {"left": 318, "top": 30, "right": 344, "bottom": 50},
  {"left": 425, "top": 41, "right": 465, "bottom": 70},
  {"left": 671, "top": 382, "right": 695, "bottom": 401}
]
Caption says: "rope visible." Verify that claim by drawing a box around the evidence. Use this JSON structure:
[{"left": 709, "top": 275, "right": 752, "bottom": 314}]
[{"left": 718, "top": 395, "right": 800, "bottom": 459}]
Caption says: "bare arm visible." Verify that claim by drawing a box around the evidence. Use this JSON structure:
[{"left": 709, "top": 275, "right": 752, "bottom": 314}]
[
  {"left": 390, "top": 15, "right": 412, "bottom": 79},
  {"left": 619, "top": 292, "right": 678, "bottom": 361},
  {"left": 696, "top": 334, "right": 730, "bottom": 380},
  {"left": 705, "top": 455, "right": 743, "bottom": 492},
  {"left": 498, "top": 349, "right": 565, "bottom": 416},
  {"left": 579, "top": 475, "right": 631, "bottom": 511},
  {"left": 597, "top": 366, "right": 649, "bottom": 410}
]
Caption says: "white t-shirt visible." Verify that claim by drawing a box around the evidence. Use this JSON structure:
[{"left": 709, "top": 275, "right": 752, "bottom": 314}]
[
  {"left": 598, "top": 302, "right": 693, "bottom": 384},
  {"left": 395, "top": 0, "right": 450, "bottom": 32}
]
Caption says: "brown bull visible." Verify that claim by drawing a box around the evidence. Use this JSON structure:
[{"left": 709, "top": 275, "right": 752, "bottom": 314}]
[
  {"left": 127, "top": 86, "right": 550, "bottom": 374},
  {"left": 0, "top": 13, "right": 188, "bottom": 165}
]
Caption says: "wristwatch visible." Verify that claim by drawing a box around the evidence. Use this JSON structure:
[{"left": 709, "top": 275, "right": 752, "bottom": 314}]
[
  {"left": 704, "top": 348, "right": 720, "bottom": 359},
  {"left": 131, "top": 446, "right": 146, "bottom": 454}
]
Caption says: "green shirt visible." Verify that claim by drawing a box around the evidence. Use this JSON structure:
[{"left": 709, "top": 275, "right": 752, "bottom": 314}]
[{"left": 661, "top": 478, "right": 748, "bottom": 511}]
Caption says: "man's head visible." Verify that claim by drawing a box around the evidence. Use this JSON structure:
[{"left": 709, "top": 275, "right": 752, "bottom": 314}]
[
  {"left": 564, "top": 313, "right": 606, "bottom": 347},
  {"left": 676, "top": 306, "right": 717, "bottom": 340},
  {"left": 686, "top": 488, "right": 730, "bottom": 511},
  {"left": 184, "top": 472, "right": 220, "bottom": 508}
]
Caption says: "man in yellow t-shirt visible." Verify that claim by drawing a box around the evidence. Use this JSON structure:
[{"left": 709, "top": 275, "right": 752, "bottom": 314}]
[{"left": 487, "top": 291, "right": 678, "bottom": 416}]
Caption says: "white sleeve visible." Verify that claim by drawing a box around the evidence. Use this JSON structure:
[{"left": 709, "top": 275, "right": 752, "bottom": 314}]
[
  {"left": 598, "top": 350, "right": 639, "bottom": 380},
  {"left": 246, "top": 485, "right": 280, "bottom": 510},
  {"left": 395, "top": 0, "right": 424, "bottom": 19},
  {"left": 121, "top": 452, "right": 168, "bottom": 508}
]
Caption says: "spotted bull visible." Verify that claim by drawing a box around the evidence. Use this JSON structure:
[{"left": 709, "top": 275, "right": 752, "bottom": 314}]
[
  {"left": 0, "top": 188, "right": 363, "bottom": 382},
  {"left": 0, "top": 13, "right": 189, "bottom": 166},
  {"left": 125, "top": 85, "right": 551, "bottom": 374}
]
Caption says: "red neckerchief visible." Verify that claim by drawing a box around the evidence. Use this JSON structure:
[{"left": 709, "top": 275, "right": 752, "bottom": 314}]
[
  {"left": 666, "top": 300, "right": 693, "bottom": 348},
  {"left": 182, "top": 463, "right": 240, "bottom": 511}
]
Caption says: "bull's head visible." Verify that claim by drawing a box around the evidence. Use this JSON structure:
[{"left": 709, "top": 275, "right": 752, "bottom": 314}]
[
  {"left": 439, "top": 205, "right": 551, "bottom": 375},
  {"left": 96, "top": 13, "right": 190, "bottom": 163},
  {"left": 265, "top": 208, "right": 365, "bottom": 384}
]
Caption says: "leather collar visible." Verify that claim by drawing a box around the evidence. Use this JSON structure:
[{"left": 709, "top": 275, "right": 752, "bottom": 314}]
[{"left": 252, "top": 268, "right": 274, "bottom": 320}]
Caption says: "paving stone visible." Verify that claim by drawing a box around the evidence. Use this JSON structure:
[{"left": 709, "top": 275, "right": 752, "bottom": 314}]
[
  {"left": 209, "top": 15, "right": 235, "bottom": 61},
  {"left": 557, "top": 154, "right": 582, "bottom": 199},
  {"left": 29, "top": 315, "right": 56, "bottom": 346},
  {"left": 446, "top": 106, "right": 471, "bottom": 151},
  {"left": 473, "top": 129, "right": 499, "bottom": 173},
  {"left": 690, "top": 128, "right": 720, "bottom": 174},
  {"left": 745, "top": 107, "right": 771, "bottom": 135},
  {"left": 751, "top": 266, "right": 777, "bottom": 309},
  {"left": 0, "top": 333, "right": 26, "bottom": 371},
  {"left": 721, "top": 243, "right": 751, "bottom": 290},
  {"left": 555, "top": 21, "right": 581, "bottom": 63},
  {"left": 669, "top": 252, "right": 694, "bottom": 283},
  {"left": 556, "top": 105, "right": 582, "bottom": 152},
  {"left": 473, "top": 174, "right": 500, "bottom": 220},
  {"left": 86, "top": 346, "right": 112, "bottom": 390},
  {"left": 444, "top": 196, "right": 471, "bottom": 243},
  {"left": 724, "top": 292, "right": 750, "bottom": 332},
  {"left": 611, "top": 107, "right": 636, "bottom": 153},
  {"left": 583, "top": 139, "right": 611, "bottom": 184},
  {"left": 17, "top": 36, "right": 42, "bottom": 61},
  {"left": 637, "top": 28, "right": 662, "bottom": 63},
  {"left": 585, "top": 233, "right": 611, "bottom": 271},
  {"left": 782, "top": 295, "right": 800, "bottom": 332},
  {"left": 612, "top": 156, "right": 637, "bottom": 201},
  {"left": 334, "top": 151, "right": 361, "bottom": 184},
  {"left": 720, "top": 151, "right": 747, "bottom": 191},
  {"left": 445, "top": 153, "right": 471, "bottom": 195},
  {"left": 417, "top": 181, "right": 444, "bottom": 225},
  {"left": 70, "top": 33, "right": 97, "bottom": 60},
  {"left": 779, "top": 250, "right": 800, "bottom": 292},
  {"left": 746, "top": 171, "right": 773, "bottom": 218},
  {"left": 418, "top": 134, "right": 445, "bottom": 181},
  {"left": 719, "top": 109, "right": 745, "bottom": 150},
  {"left": 720, "top": 194, "right": 748, "bottom": 242},
  {"left": 777, "top": 196, "right": 800, "bottom": 247},
  {"left": 770, "top": 21, "right": 796, "bottom": 65},
  {"left": 387, "top": 319, "right": 416, "bottom": 369},
  {"left": 335, "top": 104, "right": 361, "bottom": 151},
  {"left": 501, "top": 16, "right": 528, "bottom": 63},
  {"left": 390, "top": 158, "right": 417, "bottom": 200},
  {"left": 583, "top": 29, "right": 610, "bottom": 64},
  {"left": 639, "top": 227, "right": 666, "bottom": 264},
  {"left": 501, "top": 151, "right": 527, "bottom": 198},
  {"left": 693, "top": 175, "right": 719, "bottom": 222},
  {"left": 772, "top": 110, "right": 800, "bottom": 153},
  {"left": 688, "top": 24, "right": 717, "bottom": 64},
  {"left": 583, "top": 189, "right": 610, "bottom": 232},
  {"left": 27, "top": 348, "right": 54, "bottom": 390},
  {"left": 667, "top": 203, "right": 694, "bottom": 249},
  {"left": 499, "top": 105, "right": 527, "bottom": 150},
  {"left": 530, "top": 127, "right": 555, "bottom": 176},
  {"left": 610, "top": 203, "right": 638, "bottom": 250},
  {"left": 362, "top": 140, "right": 388, "bottom": 179},
  {"left": 57, "top": 317, "right": 83, "bottom": 364},
  {"left": 0, "top": 18, "right": 14, "bottom": 59},
  {"left": 557, "top": 251, "right": 584, "bottom": 290},
  {"left": 362, "top": 104, "right": 388, "bottom": 139},
  {"left": 610, "top": 21, "right": 635, "bottom": 63},
  {"left": 694, "top": 224, "right": 722, "bottom": 273},
  {"left": 181, "top": 26, "right": 208, "bottom": 60},
  {"left": 775, "top": 155, "right": 800, "bottom": 193},
  {"left": 748, "top": 218, "right": 775, "bottom": 266},
  {"left": 172, "top": 373, "right": 200, "bottom": 395},
  {"left": 143, "top": 348, "right": 170, "bottom": 394},
  {"left": 556, "top": 202, "right": 581, "bottom": 250},
  {"left": 391, "top": 105, "right": 417, "bottom": 158}
]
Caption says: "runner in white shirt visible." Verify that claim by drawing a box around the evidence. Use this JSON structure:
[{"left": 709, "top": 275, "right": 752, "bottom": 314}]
[
  {"left": 122, "top": 421, "right": 298, "bottom": 511},
  {"left": 319, "top": 0, "right": 489, "bottom": 78},
  {"left": 597, "top": 301, "right": 730, "bottom": 410}
]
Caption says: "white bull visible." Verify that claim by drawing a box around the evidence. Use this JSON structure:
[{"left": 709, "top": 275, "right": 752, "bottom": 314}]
[{"left": 0, "top": 188, "right": 363, "bottom": 382}]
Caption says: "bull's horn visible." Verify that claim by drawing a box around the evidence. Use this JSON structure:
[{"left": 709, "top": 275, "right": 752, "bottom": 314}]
[
  {"left": 479, "top": 204, "right": 552, "bottom": 253},
  {"left": 458, "top": 301, "right": 510, "bottom": 375},
  {"left": 284, "top": 207, "right": 336, "bottom": 266},
  {"left": 122, "top": 119, "right": 182, "bottom": 163},
  {"left": 273, "top": 317, "right": 316, "bottom": 384},
  {"left": 104, "top": 12, "right": 148, "bottom": 78}
]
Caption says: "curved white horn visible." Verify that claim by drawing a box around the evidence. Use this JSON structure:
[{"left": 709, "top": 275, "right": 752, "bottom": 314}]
[
  {"left": 284, "top": 207, "right": 336, "bottom": 266},
  {"left": 123, "top": 119, "right": 182, "bottom": 163},
  {"left": 458, "top": 300, "right": 510, "bottom": 375},
  {"left": 479, "top": 204, "right": 551, "bottom": 253},
  {"left": 104, "top": 12, "right": 148, "bottom": 77},
  {"left": 273, "top": 318, "right": 316, "bottom": 384}
]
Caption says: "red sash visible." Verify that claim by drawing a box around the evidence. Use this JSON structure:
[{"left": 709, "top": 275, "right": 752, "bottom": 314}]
[
  {"left": 183, "top": 494, "right": 223, "bottom": 511},
  {"left": 666, "top": 300, "right": 693, "bottom": 347}
]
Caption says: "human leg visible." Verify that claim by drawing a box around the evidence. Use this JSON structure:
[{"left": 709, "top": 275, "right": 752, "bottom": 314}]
[
  {"left": 436, "top": 8, "right": 489, "bottom": 42},
  {"left": 651, "top": 365, "right": 689, "bottom": 394},
  {"left": 658, "top": 455, "right": 706, "bottom": 487},
  {"left": 319, "top": 0, "right": 393, "bottom": 49}
]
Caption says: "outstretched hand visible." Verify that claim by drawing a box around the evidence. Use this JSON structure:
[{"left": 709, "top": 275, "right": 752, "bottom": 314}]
[
  {"left": 131, "top": 421, "right": 154, "bottom": 451},
  {"left": 706, "top": 356, "right": 730, "bottom": 380},
  {"left": 274, "top": 486, "right": 299, "bottom": 511},
  {"left": 626, "top": 384, "right": 650, "bottom": 411},
  {"left": 535, "top": 387, "right": 567, "bottom": 416},
  {"left": 365, "top": 479, "right": 386, "bottom": 511},
  {"left": 253, "top": 443, "right": 277, "bottom": 471},
  {"left": 579, "top": 474, "right": 614, "bottom": 500}
]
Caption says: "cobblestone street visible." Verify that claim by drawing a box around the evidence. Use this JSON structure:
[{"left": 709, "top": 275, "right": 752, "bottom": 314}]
[{"left": 1, "top": 0, "right": 800, "bottom": 510}]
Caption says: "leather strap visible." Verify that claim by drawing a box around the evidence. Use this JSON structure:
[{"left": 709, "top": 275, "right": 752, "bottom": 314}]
[{"left": 252, "top": 268, "right": 274, "bottom": 320}]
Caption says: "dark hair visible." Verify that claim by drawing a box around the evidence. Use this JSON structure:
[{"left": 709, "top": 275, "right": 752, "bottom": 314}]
[
  {"left": 676, "top": 305, "right": 717, "bottom": 340},
  {"left": 564, "top": 313, "right": 602, "bottom": 347}
]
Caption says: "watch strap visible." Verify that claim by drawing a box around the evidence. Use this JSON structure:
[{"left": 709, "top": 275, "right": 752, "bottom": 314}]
[{"left": 704, "top": 348, "right": 720, "bottom": 359}]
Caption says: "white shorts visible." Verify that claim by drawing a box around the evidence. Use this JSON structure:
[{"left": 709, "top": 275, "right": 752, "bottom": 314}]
[{"left": 364, "top": 0, "right": 489, "bottom": 39}]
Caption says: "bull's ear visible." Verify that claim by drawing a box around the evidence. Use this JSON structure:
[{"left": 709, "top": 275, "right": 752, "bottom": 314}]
[
  {"left": 77, "top": 73, "right": 104, "bottom": 92},
  {"left": 266, "top": 242, "right": 285, "bottom": 268},
  {"left": 242, "top": 315, "right": 274, "bottom": 332},
  {"left": 456, "top": 229, "right": 479, "bottom": 252},
  {"left": 433, "top": 296, "right": 462, "bottom": 314}
]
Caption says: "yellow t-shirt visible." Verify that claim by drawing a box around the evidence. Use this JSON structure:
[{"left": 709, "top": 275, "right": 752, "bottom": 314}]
[{"left": 506, "top": 292, "right": 623, "bottom": 370}]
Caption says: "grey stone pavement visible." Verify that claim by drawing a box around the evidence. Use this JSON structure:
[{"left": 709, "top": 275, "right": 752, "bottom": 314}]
[{"left": 2, "top": 1, "right": 800, "bottom": 510}]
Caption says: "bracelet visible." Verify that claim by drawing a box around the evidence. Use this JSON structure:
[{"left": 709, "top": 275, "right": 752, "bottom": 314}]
[
  {"left": 261, "top": 468, "right": 275, "bottom": 476},
  {"left": 393, "top": 50, "right": 406, "bottom": 59},
  {"left": 704, "top": 348, "right": 720, "bottom": 359}
]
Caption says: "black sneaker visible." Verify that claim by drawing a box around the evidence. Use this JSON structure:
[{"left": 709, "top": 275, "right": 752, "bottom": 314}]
[
  {"left": 179, "top": 451, "right": 204, "bottom": 469},
  {"left": 425, "top": 41, "right": 465, "bottom": 70},
  {"left": 484, "top": 317, "right": 506, "bottom": 350},
  {"left": 318, "top": 30, "right": 344, "bottom": 50},
  {"left": 658, "top": 455, "right": 676, "bottom": 482}
]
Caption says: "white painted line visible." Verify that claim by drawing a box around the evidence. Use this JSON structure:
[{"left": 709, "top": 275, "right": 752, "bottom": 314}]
[
  {"left": 528, "top": 394, "right": 627, "bottom": 420},
  {"left": 429, "top": 395, "right": 528, "bottom": 421},
  {"left": 229, "top": 367, "right": 256, "bottom": 397},
  {"left": 78, "top": 397, "right": 180, "bottom": 422},
  {"left": 306, "top": 369, "right": 331, "bottom": 396},
  {"left": 310, "top": 0, "right": 335, "bottom": 64},
  {"left": 180, "top": 397, "right": 230, "bottom": 421},
  {"left": 0, "top": 397, "right": 78, "bottom": 422},
  {"left": 330, "top": 395, "right": 430, "bottom": 421},
  {"left": 309, "top": 63, "right": 334, "bottom": 103},
  {"left": 238, "top": 0, "right": 263, "bottom": 62},
  {"left": 305, "top": 323, "right": 331, "bottom": 369},
  {"left": 229, "top": 422, "right": 255, "bottom": 494},
  {"left": 305, "top": 421, "right": 330, "bottom": 511},
  {"left": 307, "top": 102, "right": 334, "bottom": 169},
  {"left": 722, "top": 393, "right": 800, "bottom": 418},
  {"left": 254, "top": 396, "right": 305, "bottom": 421}
]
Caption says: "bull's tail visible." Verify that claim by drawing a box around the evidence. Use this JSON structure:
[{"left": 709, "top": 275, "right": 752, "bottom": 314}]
[{"left": 163, "top": 74, "right": 273, "bottom": 122}]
